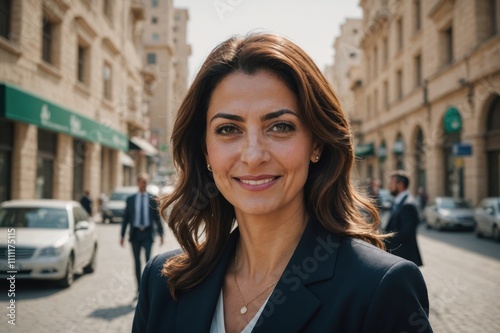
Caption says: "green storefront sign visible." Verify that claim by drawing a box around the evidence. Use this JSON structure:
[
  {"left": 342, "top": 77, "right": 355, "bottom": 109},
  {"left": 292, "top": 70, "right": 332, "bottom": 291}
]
[
  {"left": 443, "top": 106, "right": 462, "bottom": 133},
  {"left": 0, "top": 83, "right": 128, "bottom": 151},
  {"left": 354, "top": 143, "right": 375, "bottom": 158}
]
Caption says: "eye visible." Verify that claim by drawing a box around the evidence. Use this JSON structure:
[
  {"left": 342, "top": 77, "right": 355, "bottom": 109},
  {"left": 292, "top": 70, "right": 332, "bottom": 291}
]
[
  {"left": 270, "top": 122, "right": 295, "bottom": 133},
  {"left": 215, "top": 124, "right": 240, "bottom": 136}
]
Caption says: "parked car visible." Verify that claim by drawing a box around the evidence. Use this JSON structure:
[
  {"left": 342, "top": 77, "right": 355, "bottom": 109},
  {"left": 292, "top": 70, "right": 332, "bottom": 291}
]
[
  {"left": 0, "top": 200, "right": 98, "bottom": 287},
  {"left": 102, "top": 185, "right": 159, "bottom": 223},
  {"left": 424, "top": 197, "right": 475, "bottom": 230},
  {"left": 474, "top": 197, "right": 500, "bottom": 241},
  {"left": 378, "top": 188, "right": 394, "bottom": 211}
]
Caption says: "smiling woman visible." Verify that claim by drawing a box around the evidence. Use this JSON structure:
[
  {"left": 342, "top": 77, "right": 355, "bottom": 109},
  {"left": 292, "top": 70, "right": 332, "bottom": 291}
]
[{"left": 133, "top": 33, "right": 432, "bottom": 333}]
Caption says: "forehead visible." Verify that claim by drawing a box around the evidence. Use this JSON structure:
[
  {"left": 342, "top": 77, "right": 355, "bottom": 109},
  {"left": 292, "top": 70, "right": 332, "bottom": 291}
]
[{"left": 207, "top": 70, "right": 299, "bottom": 115}]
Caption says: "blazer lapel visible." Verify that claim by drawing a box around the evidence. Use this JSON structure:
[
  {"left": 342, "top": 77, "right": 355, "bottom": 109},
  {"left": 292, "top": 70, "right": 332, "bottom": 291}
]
[
  {"left": 253, "top": 220, "right": 341, "bottom": 333},
  {"left": 174, "top": 232, "right": 238, "bottom": 332}
]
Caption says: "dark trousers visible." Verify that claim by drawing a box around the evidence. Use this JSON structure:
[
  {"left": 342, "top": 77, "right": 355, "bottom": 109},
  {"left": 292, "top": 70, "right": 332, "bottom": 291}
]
[{"left": 130, "top": 228, "right": 153, "bottom": 292}]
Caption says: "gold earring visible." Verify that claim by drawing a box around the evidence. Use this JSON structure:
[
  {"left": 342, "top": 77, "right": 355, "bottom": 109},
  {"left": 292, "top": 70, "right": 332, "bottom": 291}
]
[{"left": 207, "top": 164, "right": 212, "bottom": 172}]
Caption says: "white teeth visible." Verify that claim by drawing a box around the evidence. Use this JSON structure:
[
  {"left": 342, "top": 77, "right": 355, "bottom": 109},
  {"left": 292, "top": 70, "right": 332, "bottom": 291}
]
[{"left": 240, "top": 178, "right": 274, "bottom": 185}]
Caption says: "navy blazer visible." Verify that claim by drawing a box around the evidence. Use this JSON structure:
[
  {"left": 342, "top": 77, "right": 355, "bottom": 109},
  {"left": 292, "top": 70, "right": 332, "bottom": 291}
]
[
  {"left": 385, "top": 194, "right": 423, "bottom": 266},
  {"left": 121, "top": 193, "right": 164, "bottom": 242},
  {"left": 133, "top": 220, "right": 432, "bottom": 332}
]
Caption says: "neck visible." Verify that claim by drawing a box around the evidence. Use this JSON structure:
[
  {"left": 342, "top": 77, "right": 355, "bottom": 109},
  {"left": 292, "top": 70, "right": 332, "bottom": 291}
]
[{"left": 234, "top": 208, "right": 308, "bottom": 283}]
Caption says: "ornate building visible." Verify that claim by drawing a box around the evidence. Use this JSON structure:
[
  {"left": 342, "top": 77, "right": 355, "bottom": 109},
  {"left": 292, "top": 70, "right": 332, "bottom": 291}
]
[
  {"left": 0, "top": 0, "right": 158, "bottom": 204},
  {"left": 349, "top": 0, "right": 500, "bottom": 204}
]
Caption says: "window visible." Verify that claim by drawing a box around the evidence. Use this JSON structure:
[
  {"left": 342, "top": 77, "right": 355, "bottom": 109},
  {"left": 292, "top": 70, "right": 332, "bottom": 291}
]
[
  {"left": 374, "top": 89, "right": 378, "bottom": 114},
  {"left": 42, "top": 16, "right": 53, "bottom": 64},
  {"left": 396, "top": 69, "right": 403, "bottom": 100},
  {"left": 73, "top": 139, "right": 85, "bottom": 201},
  {"left": 373, "top": 46, "right": 378, "bottom": 78},
  {"left": 0, "top": 120, "right": 14, "bottom": 203},
  {"left": 0, "top": 0, "right": 11, "bottom": 39},
  {"left": 414, "top": 54, "right": 422, "bottom": 87},
  {"left": 77, "top": 44, "right": 89, "bottom": 84},
  {"left": 103, "top": 0, "right": 112, "bottom": 22},
  {"left": 127, "top": 86, "right": 136, "bottom": 111},
  {"left": 103, "top": 62, "right": 112, "bottom": 100},
  {"left": 367, "top": 95, "right": 371, "bottom": 117},
  {"left": 152, "top": 16, "right": 158, "bottom": 24},
  {"left": 414, "top": 0, "right": 422, "bottom": 32},
  {"left": 442, "top": 27, "right": 453, "bottom": 65},
  {"left": 383, "top": 37, "right": 388, "bottom": 65},
  {"left": 397, "top": 18, "right": 403, "bottom": 51},
  {"left": 384, "top": 80, "right": 389, "bottom": 109},
  {"left": 152, "top": 0, "right": 158, "bottom": 7},
  {"left": 152, "top": 33, "right": 159, "bottom": 41},
  {"left": 489, "top": 0, "right": 500, "bottom": 35},
  {"left": 147, "top": 52, "right": 156, "bottom": 64},
  {"left": 36, "top": 129, "right": 57, "bottom": 199}
]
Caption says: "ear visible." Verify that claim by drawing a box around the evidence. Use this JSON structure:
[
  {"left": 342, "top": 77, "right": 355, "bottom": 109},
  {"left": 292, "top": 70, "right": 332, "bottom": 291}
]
[{"left": 310, "top": 141, "right": 324, "bottom": 163}]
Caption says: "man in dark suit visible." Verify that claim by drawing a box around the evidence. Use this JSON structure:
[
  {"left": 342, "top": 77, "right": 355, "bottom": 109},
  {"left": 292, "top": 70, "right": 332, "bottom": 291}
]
[
  {"left": 80, "top": 190, "right": 92, "bottom": 216},
  {"left": 384, "top": 170, "right": 423, "bottom": 266},
  {"left": 120, "top": 173, "right": 164, "bottom": 297}
]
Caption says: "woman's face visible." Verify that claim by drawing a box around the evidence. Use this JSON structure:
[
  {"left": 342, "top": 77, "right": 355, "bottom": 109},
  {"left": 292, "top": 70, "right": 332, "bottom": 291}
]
[{"left": 205, "top": 70, "right": 321, "bottom": 218}]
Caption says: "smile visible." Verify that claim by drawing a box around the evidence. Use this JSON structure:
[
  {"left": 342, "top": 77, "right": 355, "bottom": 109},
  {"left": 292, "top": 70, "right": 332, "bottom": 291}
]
[{"left": 239, "top": 178, "right": 276, "bottom": 186}]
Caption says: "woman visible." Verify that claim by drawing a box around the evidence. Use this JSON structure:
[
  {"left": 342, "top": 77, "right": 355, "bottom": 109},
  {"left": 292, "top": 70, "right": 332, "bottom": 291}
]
[{"left": 133, "top": 33, "right": 432, "bottom": 333}]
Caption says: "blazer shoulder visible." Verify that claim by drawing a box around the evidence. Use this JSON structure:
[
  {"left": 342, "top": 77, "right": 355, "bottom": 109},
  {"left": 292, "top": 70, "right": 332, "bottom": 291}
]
[{"left": 343, "top": 238, "right": 414, "bottom": 272}]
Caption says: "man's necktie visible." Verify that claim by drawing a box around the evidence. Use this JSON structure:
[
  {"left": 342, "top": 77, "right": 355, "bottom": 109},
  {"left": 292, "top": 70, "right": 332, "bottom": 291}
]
[{"left": 139, "top": 194, "right": 145, "bottom": 226}]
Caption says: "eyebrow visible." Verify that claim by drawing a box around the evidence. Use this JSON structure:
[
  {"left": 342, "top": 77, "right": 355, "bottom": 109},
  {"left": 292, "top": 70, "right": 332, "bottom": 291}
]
[{"left": 210, "top": 109, "right": 299, "bottom": 123}]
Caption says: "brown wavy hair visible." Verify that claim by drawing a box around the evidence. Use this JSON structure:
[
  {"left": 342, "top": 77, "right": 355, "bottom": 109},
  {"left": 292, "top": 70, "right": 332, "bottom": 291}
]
[{"left": 159, "top": 33, "right": 386, "bottom": 299}]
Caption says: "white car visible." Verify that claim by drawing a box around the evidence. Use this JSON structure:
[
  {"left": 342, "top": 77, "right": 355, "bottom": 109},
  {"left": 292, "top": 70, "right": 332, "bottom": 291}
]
[
  {"left": 0, "top": 200, "right": 98, "bottom": 287},
  {"left": 424, "top": 197, "right": 476, "bottom": 230},
  {"left": 474, "top": 197, "right": 500, "bottom": 241}
]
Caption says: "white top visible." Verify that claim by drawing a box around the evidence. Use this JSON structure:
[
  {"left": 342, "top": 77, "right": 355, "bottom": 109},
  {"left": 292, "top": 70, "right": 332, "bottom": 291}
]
[{"left": 209, "top": 289, "right": 270, "bottom": 333}]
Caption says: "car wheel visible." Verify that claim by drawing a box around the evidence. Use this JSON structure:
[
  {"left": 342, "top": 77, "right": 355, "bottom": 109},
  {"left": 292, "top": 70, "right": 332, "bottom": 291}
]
[
  {"left": 426, "top": 221, "right": 432, "bottom": 229},
  {"left": 493, "top": 225, "right": 500, "bottom": 242},
  {"left": 58, "top": 255, "right": 74, "bottom": 288},
  {"left": 436, "top": 219, "right": 443, "bottom": 231},
  {"left": 83, "top": 245, "right": 97, "bottom": 274}
]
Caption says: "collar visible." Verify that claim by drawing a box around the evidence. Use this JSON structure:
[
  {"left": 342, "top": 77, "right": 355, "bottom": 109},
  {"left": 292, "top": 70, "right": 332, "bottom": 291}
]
[
  {"left": 393, "top": 190, "right": 409, "bottom": 205},
  {"left": 174, "top": 220, "right": 342, "bottom": 333}
]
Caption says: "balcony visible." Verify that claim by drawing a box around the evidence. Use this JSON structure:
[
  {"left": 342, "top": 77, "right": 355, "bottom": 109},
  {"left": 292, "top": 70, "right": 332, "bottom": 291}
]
[{"left": 131, "top": 0, "right": 145, "bottom": 20}]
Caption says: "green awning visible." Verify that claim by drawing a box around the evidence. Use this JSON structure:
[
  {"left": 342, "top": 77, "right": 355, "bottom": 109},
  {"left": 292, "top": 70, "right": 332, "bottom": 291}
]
[
  {"left": 0, "top": 82, "right": 128, "bottom": 151},
  {"left": 355, "top": 143, "right": 375, "bottom": 157}
]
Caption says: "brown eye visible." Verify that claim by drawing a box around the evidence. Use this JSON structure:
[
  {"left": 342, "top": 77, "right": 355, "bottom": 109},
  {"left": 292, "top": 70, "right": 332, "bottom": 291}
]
[
  {"left": 270, "top": 122, "right": 295, "bottom": 133},
  {"left": 215, "top": 125, "right": 240, "bottom": 136}
]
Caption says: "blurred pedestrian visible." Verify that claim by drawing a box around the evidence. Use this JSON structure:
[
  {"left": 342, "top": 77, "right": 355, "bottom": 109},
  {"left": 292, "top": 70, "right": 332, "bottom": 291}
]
[
  {"left": 80, "top": 190, "right": 92, "bottom": 216},
  {"left": 367, "top": 179, "right": 382, "bottom": 210},
  {"left": 132, "top": 33, "right": 431, "bottom": 333},
  {"left": 384, "top": 170, "right": 423, "bottom": 266},
  {"left": 417, "top": 186, "right": 428, "bottom": 211},
  {"left": 120, "top": 173, "right": 164, "bottom": 300}
]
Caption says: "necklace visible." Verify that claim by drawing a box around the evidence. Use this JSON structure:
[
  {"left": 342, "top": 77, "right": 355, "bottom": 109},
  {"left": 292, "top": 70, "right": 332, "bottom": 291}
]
[{"left": 233, "top": 251, "right": 279, "bottom": 315}]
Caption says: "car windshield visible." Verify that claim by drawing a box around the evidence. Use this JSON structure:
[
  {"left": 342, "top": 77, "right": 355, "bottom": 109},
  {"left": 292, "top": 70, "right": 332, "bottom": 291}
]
[
  {"left": 439, "top": 199, "right": 472, "bottom": 209},
  {"left": 110, "top": 192, "right": 134, "bottom": 201},
  {"left": 0, "top": 207, "right": 69, "bottom": 229}
]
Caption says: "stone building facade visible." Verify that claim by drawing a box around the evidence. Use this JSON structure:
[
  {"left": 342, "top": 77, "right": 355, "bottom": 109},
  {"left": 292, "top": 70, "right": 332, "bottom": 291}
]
[
  {"left": 0, "top": 0, "right": 158, "bottom": 208},
  {"left": 143, "top": 0, "right": 190, "bottom": 178},
  {"left": 349, "top": 0, "right": 500, "bottom": 204}
]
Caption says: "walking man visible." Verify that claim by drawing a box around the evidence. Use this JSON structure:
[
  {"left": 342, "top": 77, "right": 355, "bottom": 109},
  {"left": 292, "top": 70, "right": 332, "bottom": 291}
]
[
  {"left": 80, "top": 190, "right": 93, "bottom": 216},
  {"left": 384, "top": 170, "right": 423, "bottom": 266},
  {"left": 120, "top": 173, "right": 164, "bottom": 298}
]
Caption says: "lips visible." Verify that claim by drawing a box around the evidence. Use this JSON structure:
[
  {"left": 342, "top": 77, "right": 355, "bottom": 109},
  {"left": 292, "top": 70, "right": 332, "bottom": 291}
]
[{"left": 239, "top": 178, "right": 275, "bottom": 186}]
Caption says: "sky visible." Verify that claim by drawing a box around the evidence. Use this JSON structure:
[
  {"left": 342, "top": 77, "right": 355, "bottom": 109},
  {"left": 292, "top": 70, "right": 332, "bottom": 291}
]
[{"left": 172, "top": 0, "right": 362, "bottom": 82}]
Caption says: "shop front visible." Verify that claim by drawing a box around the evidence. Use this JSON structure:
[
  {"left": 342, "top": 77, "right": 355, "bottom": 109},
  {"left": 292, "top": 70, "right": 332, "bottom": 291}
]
[{"left": 0, "top": 82, "right": 129, "bottom": 200}]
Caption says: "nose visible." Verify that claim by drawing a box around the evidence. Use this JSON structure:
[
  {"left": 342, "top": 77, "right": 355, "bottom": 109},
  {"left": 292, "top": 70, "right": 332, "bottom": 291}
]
[{"left": 240, "top": 131, "right": 270, "bottom": 167}]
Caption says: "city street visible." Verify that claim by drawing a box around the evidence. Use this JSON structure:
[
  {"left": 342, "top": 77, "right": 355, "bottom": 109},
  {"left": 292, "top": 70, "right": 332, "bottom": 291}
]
[{"left": 1, "top": 222, "right": 499, "bottom": 332}]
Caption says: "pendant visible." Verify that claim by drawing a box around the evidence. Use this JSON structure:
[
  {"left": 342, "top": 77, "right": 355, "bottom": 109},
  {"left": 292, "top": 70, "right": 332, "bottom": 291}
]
[{"left": 240, "top": 306, "right": 248, "bottom": 314}]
